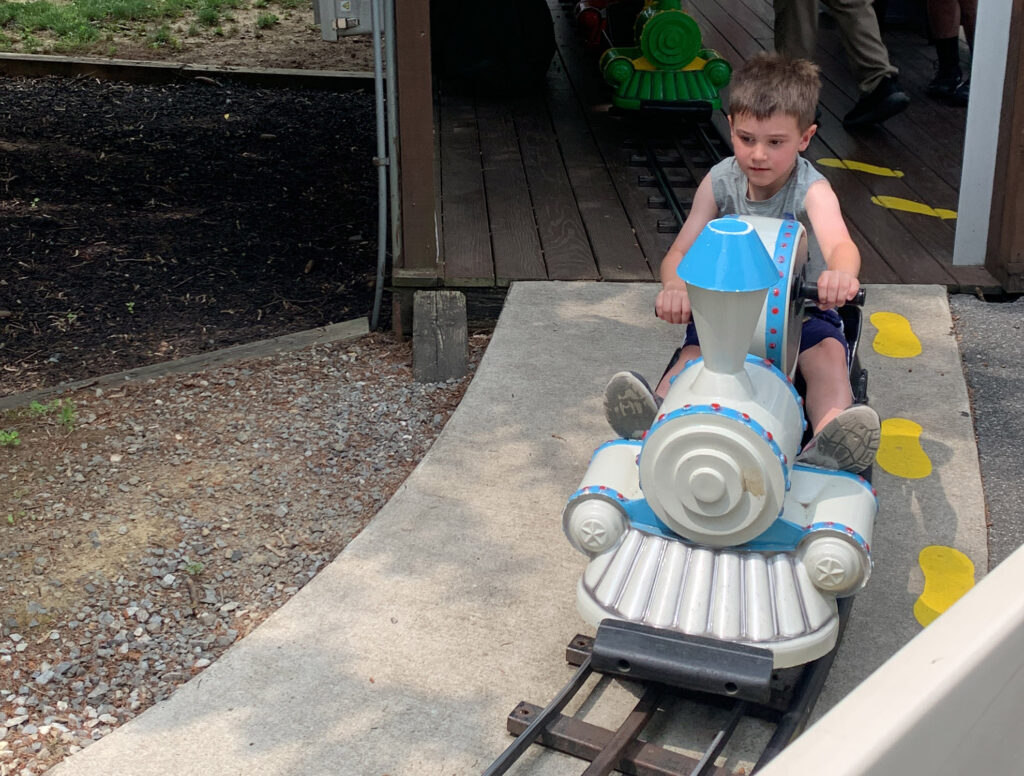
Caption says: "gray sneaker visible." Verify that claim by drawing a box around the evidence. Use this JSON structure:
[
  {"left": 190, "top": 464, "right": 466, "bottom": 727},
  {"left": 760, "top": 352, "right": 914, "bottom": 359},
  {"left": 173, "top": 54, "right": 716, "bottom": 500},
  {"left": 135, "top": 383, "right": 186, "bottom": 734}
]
[
  {"left": 797, "top": 404, "right": 881, "bottom": 473},
  {"left": 604, "top": 371, "right": 659, "bottom": 440}
]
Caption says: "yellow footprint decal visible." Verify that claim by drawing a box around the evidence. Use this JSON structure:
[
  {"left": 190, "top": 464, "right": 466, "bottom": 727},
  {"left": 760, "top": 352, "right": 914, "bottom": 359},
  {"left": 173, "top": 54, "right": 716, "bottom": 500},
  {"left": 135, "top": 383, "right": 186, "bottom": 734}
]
[
  {"left": 915, "top": 546, "right": 975, "bottom": 627},
  {"left": 876, "top": 417, "right": 932, "bottom": 478},
  {"left": 871, "top": 195, "right": 957, "bottom": 220},
  {"left": 817, "top": 158, "right": 905, "bottom": 178},
  {"left": 870, "top": 311, "right": 922, "bottom": 358}
]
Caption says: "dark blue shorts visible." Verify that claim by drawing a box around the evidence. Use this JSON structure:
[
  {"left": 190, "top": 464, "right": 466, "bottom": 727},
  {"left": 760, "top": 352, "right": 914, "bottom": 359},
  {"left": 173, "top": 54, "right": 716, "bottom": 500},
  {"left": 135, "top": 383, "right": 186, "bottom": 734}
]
[{"left": 681, "top": 307, "right": 848, "bottom": 357}]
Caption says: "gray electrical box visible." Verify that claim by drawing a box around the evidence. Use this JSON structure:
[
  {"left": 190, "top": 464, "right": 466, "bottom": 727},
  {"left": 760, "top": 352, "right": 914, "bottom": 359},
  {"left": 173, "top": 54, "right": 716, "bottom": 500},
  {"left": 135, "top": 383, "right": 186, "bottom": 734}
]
[{"left": 314, "top": 0, "right": 374, "bottom": 41}]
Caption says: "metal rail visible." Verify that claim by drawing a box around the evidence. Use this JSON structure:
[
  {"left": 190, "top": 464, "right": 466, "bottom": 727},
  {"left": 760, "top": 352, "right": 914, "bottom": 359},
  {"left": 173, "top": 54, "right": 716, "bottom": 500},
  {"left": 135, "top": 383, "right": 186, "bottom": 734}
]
[{"left": 483, "top": 601, "right": 853, "bottom": 775}]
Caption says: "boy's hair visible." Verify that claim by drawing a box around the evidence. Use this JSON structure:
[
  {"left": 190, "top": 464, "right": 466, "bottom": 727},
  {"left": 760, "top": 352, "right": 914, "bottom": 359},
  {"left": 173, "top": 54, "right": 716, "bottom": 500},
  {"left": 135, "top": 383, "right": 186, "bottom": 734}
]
[{"left": 728, "top": 53, "right": 821, "bottom": 130}]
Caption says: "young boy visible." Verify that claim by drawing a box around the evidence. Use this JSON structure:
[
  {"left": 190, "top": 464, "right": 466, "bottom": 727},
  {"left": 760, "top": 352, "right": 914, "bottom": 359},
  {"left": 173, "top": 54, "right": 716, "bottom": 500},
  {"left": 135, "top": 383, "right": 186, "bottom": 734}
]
[{"left": 605, "top": 53, "right": 880, "bottom": 473}]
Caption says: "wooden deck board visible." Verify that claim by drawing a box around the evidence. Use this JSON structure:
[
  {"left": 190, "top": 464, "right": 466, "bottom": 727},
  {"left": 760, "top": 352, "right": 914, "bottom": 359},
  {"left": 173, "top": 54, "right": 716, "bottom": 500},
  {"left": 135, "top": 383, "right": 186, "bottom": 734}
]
[
  {"left": 509, "top": 94, "right": 599, "bottom": 280},
  {"left": 438, "top": 88, "right": 493, "bottom": 286},
  {"left": 476, "top": 98, "right": 548, "bottom": 283},
  {"left": 544, "top": 53, "right": 652, "bottom": 280},
  {"left": 432, "top": 0, "right": 1000, "bottom": 291}
]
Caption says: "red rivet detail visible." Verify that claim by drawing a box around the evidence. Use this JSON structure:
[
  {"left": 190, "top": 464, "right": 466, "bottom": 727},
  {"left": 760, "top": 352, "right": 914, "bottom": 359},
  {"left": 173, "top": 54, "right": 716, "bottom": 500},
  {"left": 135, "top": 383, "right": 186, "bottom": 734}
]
[
  {"left": 772, "top": 307, "right": 779, "bottom": 314},
  {"left": 766, "top": 431, "right": 773, "bottom": 440},
  {"left": 770, "top": 327, "right": 777, "bottom": 334},
  {"left": 711, "top": 403, "right": 721, "bottom": 410},
  {"left": 781, "top": 242, "right": 788, "bottom": 248},
  {"left": 779, "top": 270, "right": 784, "bottom": 277},
  {"left": 742, "top": 413, "right": 750, "bottom": 420},
  {"left": 769, "top": 343, "right": 776, "bottom": 349},
  {"left": 773, "top": 288, "right": 780, "bottom": 296}
]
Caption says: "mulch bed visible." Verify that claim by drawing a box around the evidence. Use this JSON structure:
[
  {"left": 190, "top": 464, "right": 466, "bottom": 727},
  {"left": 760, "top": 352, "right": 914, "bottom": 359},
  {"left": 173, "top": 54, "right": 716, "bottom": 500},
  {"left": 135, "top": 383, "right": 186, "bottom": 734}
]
[{"left": 0, "top": 75, "right": 379, "bottom": 397}]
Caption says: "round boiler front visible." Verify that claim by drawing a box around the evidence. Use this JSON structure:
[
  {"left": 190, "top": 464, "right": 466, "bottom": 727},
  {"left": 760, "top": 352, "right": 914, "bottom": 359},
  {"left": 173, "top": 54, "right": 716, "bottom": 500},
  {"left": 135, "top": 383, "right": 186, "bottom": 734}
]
[{"left": 639, "top": 407, "right": 787, "bottom": 547}]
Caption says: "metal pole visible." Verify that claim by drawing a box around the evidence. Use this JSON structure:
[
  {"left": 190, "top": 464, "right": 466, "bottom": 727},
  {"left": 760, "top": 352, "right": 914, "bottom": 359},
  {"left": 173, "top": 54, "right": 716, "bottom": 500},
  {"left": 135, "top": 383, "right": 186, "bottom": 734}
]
[
  {"left": 384, "top": 0, "right": 400, "bottom": 274},
  {"left": 369, "top": 0, "right": 388, "bottom": 330}
]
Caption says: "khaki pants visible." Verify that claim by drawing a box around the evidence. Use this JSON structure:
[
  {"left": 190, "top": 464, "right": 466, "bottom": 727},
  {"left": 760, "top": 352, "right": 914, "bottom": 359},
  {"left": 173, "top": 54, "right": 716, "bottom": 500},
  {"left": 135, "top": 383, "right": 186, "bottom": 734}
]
[{"left": 774, "top": 0, "right": 898, "bottom": 94}]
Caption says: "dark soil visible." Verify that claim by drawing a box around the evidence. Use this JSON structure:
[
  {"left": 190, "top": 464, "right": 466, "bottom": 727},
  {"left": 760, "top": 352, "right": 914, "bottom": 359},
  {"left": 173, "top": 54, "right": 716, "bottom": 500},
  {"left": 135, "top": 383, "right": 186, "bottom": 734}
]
[{"left": 0, "top": 75, "right": 379, "bottom": 398}]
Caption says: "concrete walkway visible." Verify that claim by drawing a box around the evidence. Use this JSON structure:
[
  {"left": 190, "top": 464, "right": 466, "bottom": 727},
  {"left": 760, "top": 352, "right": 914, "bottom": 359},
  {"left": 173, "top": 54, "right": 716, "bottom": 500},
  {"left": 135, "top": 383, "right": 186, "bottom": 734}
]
[{"left": 50, "top": 282, "right": 987, "bottom": 776}]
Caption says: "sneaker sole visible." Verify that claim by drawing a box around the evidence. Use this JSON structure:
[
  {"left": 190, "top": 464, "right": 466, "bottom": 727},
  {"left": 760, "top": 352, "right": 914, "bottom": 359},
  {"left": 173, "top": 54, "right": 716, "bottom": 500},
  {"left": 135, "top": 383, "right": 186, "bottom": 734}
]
[
  {"left": 801, "top": 405, "right": 881, "bottom": 473},
  {"left": 604, "top": 371, "right": 658, "bottom": 440}
]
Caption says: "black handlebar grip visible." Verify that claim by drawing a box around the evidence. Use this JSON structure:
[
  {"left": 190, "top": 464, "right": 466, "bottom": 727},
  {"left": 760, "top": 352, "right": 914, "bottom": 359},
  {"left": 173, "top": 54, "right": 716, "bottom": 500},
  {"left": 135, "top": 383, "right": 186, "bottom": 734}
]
[{"left": 798, "top": 282, "right": 866, "bottom": 306}]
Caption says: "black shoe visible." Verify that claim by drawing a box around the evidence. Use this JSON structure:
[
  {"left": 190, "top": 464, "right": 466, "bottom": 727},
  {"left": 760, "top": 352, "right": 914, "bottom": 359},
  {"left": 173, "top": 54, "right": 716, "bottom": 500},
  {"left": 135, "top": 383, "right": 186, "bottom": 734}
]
[
  {"left": 926, "top": 69, "right": 963, "bottom": 100},
  {"left": 952, "top": 79, "right": 969, "bottom": 106},
  {"left": 842, "top": 76, "right": 910, "bottom": 128}
]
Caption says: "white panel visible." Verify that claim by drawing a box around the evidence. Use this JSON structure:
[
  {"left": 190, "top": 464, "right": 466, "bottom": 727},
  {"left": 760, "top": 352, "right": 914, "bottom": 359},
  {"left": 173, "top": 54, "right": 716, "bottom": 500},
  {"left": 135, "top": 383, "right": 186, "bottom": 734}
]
[
  {"left": 953, "top": 0, "right": 1013, "bottom": 266},
  {"left": 758, "top": 544, "right": 1024, "bottom": 776}
]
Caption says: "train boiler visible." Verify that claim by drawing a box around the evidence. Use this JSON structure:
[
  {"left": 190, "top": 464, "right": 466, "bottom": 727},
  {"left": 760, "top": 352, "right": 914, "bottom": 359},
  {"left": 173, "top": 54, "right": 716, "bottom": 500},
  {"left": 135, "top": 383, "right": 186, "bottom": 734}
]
[{"left": 562, "top": 216, "right": 878, "bottom": 669}]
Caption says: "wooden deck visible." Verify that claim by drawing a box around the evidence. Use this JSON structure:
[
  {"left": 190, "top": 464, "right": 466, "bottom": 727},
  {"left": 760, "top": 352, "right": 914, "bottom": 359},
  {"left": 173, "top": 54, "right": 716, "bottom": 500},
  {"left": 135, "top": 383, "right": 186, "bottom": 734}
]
[{"left": 433, "top": 0, "right": 1000, "bottom": 292}]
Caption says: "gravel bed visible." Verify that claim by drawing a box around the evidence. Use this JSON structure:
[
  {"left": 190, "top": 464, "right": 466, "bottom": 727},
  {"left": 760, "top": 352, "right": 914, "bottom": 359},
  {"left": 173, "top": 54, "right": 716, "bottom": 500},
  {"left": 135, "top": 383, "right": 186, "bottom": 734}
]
[{"left": 0, "top": 330, "right": 489, "bottom": 774}]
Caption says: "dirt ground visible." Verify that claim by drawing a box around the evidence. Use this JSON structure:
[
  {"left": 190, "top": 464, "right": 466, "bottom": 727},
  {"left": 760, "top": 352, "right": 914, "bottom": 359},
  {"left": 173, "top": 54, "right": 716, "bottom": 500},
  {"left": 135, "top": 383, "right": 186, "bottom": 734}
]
[
  {"left": 7, "top": 3, "right": 377, "bottom": 72},
  {"left": 0, "top": 23, "right": 378, "bottom": 397},
  {"left": 0, "top": 16, "right": 467, "bottom": 773}
]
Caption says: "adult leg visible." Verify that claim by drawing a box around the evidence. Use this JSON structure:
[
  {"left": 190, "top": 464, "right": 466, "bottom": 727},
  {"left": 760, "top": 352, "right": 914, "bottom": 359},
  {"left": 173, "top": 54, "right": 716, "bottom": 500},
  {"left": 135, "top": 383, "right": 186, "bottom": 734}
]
[
  {"left": 774, "top": 0, "right": 819, "bottom": 61},
  {"left": 821, "top": 0, "right": 897, "bottom": 94}
]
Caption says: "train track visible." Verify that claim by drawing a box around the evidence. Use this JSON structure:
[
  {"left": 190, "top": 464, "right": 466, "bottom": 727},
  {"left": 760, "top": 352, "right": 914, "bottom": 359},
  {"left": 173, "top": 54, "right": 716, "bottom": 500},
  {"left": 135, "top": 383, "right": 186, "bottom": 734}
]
[{"left": 484, "top": 599, "right": 855, "bottom": 776}]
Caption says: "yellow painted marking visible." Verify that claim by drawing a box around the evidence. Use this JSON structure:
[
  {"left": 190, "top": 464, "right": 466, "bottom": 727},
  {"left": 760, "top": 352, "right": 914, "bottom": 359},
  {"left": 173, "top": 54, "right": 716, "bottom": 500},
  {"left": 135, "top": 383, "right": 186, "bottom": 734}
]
[
  {"left": 870, "top": 311, "right": 922, "bottom": 358},
  {"left": 817, "top": 158, "right": 905, "bottom": 178},
  {"left": 914, "top": 546, "right": 975, "bottom": 627},
  {"left": 871, "top": 195, "right": 957, "bottom": 220},
  {"left": 876, "top": 417, "right": 932, "bottom": 478}
]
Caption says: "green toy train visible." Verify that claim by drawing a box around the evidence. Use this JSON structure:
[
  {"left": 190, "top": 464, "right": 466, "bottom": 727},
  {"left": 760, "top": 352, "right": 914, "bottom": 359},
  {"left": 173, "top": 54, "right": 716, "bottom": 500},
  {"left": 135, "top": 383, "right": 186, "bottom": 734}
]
[{"left": 595, "top": 0, "right": 731, "bottom": 113}]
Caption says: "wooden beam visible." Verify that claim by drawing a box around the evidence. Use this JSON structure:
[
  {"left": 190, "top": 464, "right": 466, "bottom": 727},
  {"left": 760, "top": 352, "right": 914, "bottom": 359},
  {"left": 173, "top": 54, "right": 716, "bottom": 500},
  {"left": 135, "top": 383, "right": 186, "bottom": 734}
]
[
  {"left": 394, "top": 0, "right": 440, "bottom": 281},
  {"left": 987, "top": 0, "right": 1024, "bottom": 291}
]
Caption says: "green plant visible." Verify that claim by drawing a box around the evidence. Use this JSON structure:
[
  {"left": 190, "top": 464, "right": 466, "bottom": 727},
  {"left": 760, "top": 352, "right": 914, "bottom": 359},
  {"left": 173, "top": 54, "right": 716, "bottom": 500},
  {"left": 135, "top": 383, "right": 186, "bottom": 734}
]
[
  {"left": 0, "top": 429, "right": 20, "bottom": 447},
  {"left": 58, "top": 400, "right": 77, "bottom": 432},
  {"left": 197, "top": 4, "right": 219, "bottom": 25},
  {"left": 5, "top": 514, "right": 13, "bottom": 525},
  {"left": 125, "top": 300, "right": 135, "bottom": 314},
  {"left": 256, "top": 11, "right": 277, "bottom": 28},
  {"left": 148, "top": 23, "right": 179, "bottom": 47},
  {"left": 184, "top": 560, "right": 204, "bottom": 576},
  {"left": 25, "top": 399, "right": 76, "bottom": 432}
]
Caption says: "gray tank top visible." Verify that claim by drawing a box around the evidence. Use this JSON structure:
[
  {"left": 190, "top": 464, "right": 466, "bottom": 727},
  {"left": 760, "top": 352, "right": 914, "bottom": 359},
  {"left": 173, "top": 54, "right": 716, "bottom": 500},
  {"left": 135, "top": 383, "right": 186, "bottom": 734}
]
[{"left": 710, "top": 156, "right": 827, "bottom": 279}]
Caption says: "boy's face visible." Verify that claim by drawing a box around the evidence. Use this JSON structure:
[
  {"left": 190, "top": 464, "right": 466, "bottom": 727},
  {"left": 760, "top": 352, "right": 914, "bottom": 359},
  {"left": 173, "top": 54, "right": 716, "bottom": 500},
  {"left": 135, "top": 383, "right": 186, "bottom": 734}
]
[{"left": 728, "top": 111, "right": 816, "bottom": 197}]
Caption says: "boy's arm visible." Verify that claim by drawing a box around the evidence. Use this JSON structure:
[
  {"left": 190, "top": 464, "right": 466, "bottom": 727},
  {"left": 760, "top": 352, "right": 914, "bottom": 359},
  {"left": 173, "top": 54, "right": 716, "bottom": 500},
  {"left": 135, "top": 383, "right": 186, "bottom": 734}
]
[
  {"left": 656, "top": 175, "right": 719, "bottom": 324},
  {"left": 804, "top": 179, "right": 861, "bottom": 310}
]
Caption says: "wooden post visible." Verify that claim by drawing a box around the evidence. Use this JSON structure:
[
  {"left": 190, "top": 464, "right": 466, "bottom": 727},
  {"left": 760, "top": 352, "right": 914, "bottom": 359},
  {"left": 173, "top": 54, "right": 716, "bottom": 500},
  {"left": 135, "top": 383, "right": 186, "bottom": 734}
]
[
  {"left": 394, "top": 0, "right": 440, "bottom": 283},
  {"left": 987, "top": 0, "right": 1024, "bottom": 291},
  {"left": 413, "top": 290, "right": 467, "bottom": 382}
]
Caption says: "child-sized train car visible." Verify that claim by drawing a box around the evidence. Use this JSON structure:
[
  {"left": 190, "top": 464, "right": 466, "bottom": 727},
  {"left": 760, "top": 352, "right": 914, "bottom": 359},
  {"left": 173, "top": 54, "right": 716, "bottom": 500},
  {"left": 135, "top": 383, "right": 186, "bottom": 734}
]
[{"left": 563, "top": 216, "right": 877, "bottom": 669}]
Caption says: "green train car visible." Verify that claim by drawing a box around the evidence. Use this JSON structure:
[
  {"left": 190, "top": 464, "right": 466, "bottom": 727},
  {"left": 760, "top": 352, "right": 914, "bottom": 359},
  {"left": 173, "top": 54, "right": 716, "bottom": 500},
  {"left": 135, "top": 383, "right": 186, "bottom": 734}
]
[{"left": 598, "top": 0, "right": 731, "bottom": 114}]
